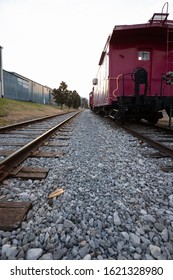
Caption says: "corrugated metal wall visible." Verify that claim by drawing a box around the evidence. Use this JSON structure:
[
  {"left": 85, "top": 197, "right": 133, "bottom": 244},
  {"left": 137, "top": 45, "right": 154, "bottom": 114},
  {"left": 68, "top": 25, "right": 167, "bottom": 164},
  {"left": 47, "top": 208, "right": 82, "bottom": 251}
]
[{"left": 3, "top": 70, "right": 53, "bottom": 104}]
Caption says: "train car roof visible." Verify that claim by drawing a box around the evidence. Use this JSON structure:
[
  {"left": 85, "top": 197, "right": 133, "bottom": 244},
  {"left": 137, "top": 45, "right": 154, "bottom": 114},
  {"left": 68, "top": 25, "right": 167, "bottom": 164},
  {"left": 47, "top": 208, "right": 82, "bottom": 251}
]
[
  {"left": 98, "top": 12, "right": 173, "bottom": 66},
  {"left": 112, "top": 12, "right": 173, "bottom": 31},
  {"left": 112, "top": 12, "right": 173, "bottom": 38}
]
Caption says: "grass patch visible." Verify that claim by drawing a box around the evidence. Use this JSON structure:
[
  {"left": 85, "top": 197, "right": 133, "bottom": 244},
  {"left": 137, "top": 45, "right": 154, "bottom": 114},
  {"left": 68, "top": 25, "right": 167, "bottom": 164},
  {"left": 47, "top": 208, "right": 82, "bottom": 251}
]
[
  {"left": 0, "top": 98, "right": 71, "bottom": 126},
  {"left": 0, "top": 98, "right": 11, "bottom": 117}
]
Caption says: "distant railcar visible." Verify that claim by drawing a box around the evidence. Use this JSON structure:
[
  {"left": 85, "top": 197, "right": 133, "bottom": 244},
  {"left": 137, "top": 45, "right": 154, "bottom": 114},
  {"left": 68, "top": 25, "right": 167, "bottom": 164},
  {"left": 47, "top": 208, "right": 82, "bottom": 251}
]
[{"left": 90, "top": 4, "right": 173, "bottom": 124}]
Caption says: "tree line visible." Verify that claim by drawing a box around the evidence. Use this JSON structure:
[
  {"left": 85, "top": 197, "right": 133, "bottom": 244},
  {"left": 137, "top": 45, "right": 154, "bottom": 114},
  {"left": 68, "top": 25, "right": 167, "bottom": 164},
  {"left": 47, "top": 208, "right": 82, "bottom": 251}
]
[{"left": 52, "top": 81, "right": 82, "bottom": 109}]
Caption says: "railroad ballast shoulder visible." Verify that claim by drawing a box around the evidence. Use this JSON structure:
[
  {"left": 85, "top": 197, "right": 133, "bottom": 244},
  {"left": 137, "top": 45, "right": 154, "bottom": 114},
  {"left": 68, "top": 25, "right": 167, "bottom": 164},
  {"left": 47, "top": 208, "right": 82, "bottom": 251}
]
[{"left": 90, "top": 3, "right": 173, "bottom": 124}]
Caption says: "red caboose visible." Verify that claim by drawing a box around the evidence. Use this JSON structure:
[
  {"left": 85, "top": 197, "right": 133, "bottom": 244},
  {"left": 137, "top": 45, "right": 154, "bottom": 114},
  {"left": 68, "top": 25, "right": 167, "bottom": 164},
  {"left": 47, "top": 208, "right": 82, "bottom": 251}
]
[{"left": 90, "top": 5, "right": 173, "bottom": 124}]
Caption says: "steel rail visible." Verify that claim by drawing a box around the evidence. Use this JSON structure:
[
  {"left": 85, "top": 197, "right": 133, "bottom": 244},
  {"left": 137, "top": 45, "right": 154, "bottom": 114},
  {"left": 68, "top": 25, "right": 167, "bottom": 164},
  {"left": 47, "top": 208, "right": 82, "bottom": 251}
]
[
  {"left": 122, "top": 125, "right": 173, "bottom": 158},
  {"left": 0, "top": 110, "right": 77, "bottom": 132},
  {"left": 0, "top": 111, "right": 80, "bottom": 182}
]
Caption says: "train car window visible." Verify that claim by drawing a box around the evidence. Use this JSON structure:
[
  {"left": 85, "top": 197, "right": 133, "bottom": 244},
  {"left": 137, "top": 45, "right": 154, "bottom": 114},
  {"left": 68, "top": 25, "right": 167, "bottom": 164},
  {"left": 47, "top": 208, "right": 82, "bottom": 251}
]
[
  {"left": 92, "top": 78, "right": 98, "bottom": 85},
  {"left": 138, "top": 51, "right": 150, "bottom": 61}
]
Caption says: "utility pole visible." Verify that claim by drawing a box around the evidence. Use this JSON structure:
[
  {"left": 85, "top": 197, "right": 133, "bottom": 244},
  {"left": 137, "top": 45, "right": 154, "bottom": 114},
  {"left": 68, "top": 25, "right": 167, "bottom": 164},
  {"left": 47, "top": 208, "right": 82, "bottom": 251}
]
[{"left": 0, "top": 46, "right": 4, "bottom": 98}]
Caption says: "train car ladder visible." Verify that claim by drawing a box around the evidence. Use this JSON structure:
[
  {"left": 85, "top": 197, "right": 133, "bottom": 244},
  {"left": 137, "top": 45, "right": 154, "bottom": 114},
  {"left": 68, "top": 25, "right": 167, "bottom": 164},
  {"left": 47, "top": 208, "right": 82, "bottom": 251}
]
[
  {"left": 149, "top": 12, "right": 168, "bottom": 25},
  {"left": 166, "top": 25, "right": 173, "bottom": 127},
  {"left": 149, "top": 2, "right": 169, "bottom": 25},
  {"left": 161, "top": 2, "right": 173, "bottom": 72},
  {"left": 166, "top": 25, "right": 173, "bottom": 72}
]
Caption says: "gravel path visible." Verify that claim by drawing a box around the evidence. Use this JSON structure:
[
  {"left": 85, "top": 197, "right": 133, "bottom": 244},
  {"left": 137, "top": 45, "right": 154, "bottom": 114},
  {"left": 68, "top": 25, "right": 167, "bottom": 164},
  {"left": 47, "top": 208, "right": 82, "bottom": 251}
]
[{"left": 0, "top": 109, "right": 173, "bottom": 260}]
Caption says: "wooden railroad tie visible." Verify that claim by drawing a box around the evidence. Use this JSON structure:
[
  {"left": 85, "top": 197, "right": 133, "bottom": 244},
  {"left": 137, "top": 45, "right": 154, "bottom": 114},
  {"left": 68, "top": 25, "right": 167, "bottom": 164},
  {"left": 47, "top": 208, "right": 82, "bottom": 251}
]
[
  {"left": 9, "top": 166, "right": 49, "bottom": 180},
  {"left": 46, "top": 141, "right": 69, "bottom": 147},
  {"left": 0, "top": 150, "right": 64, "bottom": 158},
  {"left": 141, "top": 152, "right": 169, "bottom": 158},
  {"left": 160, "top": 165, "right": 173, "bottom": 172},
  {"left": 0, "top": 142, "right": 28, "bottom": 146},
  {"left": 0, "top": 201, "right": 32, "bottom": 231},
  {"left": 30, "top": 150, "right": 64, "bottom": 158}
]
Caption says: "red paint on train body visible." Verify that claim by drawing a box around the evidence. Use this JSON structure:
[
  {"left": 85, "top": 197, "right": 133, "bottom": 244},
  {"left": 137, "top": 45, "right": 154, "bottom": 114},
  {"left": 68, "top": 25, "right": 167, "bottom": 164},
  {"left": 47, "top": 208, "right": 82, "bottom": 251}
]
[{"left": 90, "top": 8, "right": 173, "bottom": 124}]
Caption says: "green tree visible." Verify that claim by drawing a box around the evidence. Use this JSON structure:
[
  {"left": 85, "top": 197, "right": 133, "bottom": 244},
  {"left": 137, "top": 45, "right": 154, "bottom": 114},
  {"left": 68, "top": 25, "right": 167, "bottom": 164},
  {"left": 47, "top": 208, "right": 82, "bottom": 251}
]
[
  {"left": 52, "top": 81, "right": 81, "bottom": 109},
  {"left": 52, "top": 81, "right": 68, "bottom": 109},
  {"left": 72, "top": 90, "right": 81, "bottom": 109},
  {"left": 81, "top": 98, "right": 88, "bottom": 108},
  {"left": 65, "top": 90, "right": 73, "bottom": 108}
]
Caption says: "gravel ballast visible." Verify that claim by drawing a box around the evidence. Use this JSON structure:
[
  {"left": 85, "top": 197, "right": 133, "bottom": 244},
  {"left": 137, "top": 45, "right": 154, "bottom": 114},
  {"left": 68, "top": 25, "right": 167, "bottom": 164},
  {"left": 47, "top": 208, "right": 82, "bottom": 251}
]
[{"left": 0, "top": 109, "right": 173, "bottom": 260}]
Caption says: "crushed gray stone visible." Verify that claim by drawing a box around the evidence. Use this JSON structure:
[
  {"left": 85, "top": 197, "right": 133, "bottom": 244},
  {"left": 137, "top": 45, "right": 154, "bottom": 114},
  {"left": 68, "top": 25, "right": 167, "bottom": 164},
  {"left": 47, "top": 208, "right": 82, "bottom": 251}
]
[{"left": 0, "top": 110, "right": 173, "bottom": 259}]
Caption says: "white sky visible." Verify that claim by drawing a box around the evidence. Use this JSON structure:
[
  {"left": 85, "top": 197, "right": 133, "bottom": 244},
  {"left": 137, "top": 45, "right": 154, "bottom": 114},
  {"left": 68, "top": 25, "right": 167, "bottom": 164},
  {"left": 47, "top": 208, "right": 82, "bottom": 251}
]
[{"left": 0, "top": 0, "right": 173, "bottom": 99}]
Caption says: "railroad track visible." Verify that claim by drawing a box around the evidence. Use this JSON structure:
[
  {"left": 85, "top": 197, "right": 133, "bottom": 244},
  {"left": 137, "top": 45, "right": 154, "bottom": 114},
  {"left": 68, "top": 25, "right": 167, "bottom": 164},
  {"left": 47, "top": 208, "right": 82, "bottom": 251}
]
[
  {"left": 0, "top": 111, "right": 80, "bottom": 182},
  {"left": 0, "top": 110, "right": 81, "bottom": 230},
  {"left": 118, "top": 122, "right": 173, "bottom": 172},
  {"left": 1, "top": 110, "right": 173, "bottom": 260}
]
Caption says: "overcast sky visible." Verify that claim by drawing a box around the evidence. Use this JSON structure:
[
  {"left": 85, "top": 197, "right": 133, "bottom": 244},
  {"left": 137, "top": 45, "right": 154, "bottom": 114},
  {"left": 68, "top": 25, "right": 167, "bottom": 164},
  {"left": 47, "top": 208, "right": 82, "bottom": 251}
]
[{"left": 0, "top": 0, "right": 172, "bottom": 99}]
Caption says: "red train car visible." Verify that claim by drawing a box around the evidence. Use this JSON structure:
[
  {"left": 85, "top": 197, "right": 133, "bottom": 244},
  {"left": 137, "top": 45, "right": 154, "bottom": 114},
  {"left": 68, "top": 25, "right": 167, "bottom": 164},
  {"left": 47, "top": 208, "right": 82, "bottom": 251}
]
[{"left": 90, "top": 4, "right": 173, "bottom": 124}]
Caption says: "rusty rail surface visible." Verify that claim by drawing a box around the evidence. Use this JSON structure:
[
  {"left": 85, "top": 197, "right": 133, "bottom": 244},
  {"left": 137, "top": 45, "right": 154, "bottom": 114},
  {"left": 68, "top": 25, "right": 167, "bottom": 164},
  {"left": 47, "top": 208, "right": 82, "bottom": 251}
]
[
  {"left": 0, "top": 110, "right": 77, "bottom": 132},
  {"left": 0, "top": 111, "right": 80, "bottom": 182}
]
